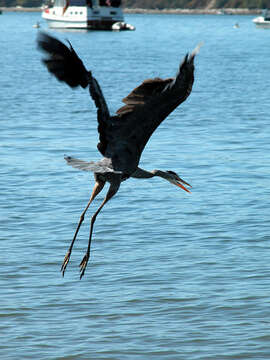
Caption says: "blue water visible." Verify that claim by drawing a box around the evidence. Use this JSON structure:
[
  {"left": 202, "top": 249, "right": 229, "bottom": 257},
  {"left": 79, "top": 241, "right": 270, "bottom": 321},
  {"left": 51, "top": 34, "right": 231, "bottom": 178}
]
[{"left": 1, "top": 10, "right": 270, "bottom": 359}]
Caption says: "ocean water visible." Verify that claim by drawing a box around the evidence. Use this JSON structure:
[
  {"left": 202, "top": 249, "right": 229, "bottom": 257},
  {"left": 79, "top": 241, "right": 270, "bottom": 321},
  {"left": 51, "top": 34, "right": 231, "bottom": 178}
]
[{"left": 1, "top": 10, "right": 270, "bottom": 360}]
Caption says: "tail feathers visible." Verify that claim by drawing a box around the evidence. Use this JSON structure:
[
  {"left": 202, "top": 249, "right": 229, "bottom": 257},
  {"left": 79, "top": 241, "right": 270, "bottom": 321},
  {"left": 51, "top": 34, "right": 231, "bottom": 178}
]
[
  {"left": 64, "top": 156, "right": 122, "bottom": 174},
  {"left": 37, "top": 32, "right": 89, "bottom": 89}
]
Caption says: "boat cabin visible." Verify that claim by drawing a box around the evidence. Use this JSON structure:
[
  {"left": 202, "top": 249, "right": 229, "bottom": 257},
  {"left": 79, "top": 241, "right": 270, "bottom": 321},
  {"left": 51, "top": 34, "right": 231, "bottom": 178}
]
[{"left": 263, "top": 9, "right": 270, "bottom": 21}]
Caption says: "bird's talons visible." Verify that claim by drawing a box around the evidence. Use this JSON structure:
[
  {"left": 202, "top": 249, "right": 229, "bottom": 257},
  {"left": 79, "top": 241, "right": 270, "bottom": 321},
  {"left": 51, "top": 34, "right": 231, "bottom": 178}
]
[
  {"left": 79, "top": 253, "right": 89, "bottom": 279},
  {"left": 61, "top": 250, "right": 71, "bottom": 277}
]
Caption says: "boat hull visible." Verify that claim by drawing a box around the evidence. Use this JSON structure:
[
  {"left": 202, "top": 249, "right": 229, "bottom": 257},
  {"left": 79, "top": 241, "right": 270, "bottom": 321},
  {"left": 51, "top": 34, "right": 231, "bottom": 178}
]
[
  {"left": 42, "top": 5, "right": 124, "bottom": 30},
  {"left": 253, "top": 16, "right": 270, "bottom": 28}
]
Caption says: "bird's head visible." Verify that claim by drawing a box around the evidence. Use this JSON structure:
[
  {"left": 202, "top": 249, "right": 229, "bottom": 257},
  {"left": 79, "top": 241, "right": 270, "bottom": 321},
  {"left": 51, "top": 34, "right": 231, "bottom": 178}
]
[{"left": 163, "top": 170, "right": 192, "bottom": 193}]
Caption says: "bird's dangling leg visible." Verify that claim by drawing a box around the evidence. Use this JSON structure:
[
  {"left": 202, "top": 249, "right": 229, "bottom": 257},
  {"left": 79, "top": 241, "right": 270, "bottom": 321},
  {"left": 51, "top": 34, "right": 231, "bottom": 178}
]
[
  {"left": 61, "top": 180, "right": 105, "bottom": 277},
  {"left": 79, "top": 180, "right": 120, "bottom": 279}
]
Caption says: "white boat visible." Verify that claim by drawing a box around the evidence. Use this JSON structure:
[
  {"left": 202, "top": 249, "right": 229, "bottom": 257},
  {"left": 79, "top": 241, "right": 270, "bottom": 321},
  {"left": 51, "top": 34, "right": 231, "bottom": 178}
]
[
  {"left": 253, "top": 9, "right": 270, "bottom": 28},
  {"left": 42, "top": 0, "right": 133, "bottom": 30}
]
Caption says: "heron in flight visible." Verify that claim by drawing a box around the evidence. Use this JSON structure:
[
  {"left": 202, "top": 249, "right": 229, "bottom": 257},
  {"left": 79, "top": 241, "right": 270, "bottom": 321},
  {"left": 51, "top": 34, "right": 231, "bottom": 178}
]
[{"left": 37, "top": 32, "right": 199, "bottom": 279}]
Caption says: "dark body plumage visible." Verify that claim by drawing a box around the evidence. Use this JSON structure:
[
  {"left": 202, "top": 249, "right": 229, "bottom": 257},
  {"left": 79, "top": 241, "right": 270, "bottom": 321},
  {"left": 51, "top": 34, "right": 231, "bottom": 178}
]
[{"left": 37, "top": 32, "right": 198, "bottom": 278}]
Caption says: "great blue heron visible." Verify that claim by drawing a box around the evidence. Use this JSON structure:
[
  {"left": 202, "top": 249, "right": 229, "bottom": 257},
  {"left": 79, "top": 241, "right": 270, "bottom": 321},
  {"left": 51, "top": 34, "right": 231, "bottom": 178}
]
[{"left": 37, "top": 32, "right": 199, "bottom": 279}]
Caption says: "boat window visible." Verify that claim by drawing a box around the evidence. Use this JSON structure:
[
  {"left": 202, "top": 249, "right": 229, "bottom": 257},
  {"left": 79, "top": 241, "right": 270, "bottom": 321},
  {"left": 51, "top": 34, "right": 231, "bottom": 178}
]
[{"left": 110, "top": 11, "right": 116, "bottom": 15}]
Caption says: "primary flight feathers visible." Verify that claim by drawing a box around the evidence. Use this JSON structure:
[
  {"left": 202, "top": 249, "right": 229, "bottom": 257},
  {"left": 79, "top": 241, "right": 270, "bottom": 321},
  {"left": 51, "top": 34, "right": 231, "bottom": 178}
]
[{"left": 37, "top": 32, "right": 89, "bottom": 88}]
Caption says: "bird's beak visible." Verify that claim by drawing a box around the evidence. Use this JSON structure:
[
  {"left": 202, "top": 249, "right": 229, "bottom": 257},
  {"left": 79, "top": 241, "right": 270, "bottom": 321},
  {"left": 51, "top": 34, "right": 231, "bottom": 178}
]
[{"left": 171, "top": 177, "right": 192, "bottom": 193}]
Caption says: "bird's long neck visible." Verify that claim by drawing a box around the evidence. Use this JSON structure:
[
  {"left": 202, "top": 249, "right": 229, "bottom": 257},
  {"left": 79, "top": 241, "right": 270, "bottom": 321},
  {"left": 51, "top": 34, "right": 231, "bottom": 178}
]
[
  {"left": 131, "top": 167, "right": 166, "bottom": 179},
  {"left": 151, "top": 169, "right": 168, "bottom": 179}
]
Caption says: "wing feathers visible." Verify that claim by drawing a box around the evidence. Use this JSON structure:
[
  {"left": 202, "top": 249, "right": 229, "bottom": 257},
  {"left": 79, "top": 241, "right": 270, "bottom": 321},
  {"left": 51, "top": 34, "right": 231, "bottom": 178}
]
[
  {"left": 64, "top": 156, "right": 122, "bottom": 174},
  {"left": 37, "top": 32, "right": 89, "bottom": 88},
  {"left": 116, "top": 78, "right": 173, "bottom": 115},
  {"left": 37, "top": 32, "right": 111, "bottom": 156},
  {"left": 116, "top": 43, "right": 200, "bottom": 117},
  {"left": 112, "top": 46, "right": 199, "bottom": 158},
  {"left": 88, "top": 73, "right": 111, "bottom": 156}
]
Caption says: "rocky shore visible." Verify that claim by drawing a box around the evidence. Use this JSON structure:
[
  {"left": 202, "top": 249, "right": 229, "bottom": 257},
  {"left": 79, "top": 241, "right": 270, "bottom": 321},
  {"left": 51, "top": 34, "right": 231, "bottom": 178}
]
[{"left": 0, "top": 6, "right": 261, "bottom": 15}]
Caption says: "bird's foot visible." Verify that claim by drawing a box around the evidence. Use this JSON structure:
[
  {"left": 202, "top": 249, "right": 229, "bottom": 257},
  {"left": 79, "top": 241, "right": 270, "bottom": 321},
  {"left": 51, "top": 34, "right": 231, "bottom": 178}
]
[
  {"left": 79, "top": 253, "right": 89, "bottom": 279},
  {"left": 61, "top": 250, "right": 71, "bottom": 277}
]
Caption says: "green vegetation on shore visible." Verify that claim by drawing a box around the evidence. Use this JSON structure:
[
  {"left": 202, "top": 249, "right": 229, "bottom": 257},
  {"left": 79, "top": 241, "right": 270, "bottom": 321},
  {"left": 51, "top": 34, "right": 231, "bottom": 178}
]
[
  {"left": 0, "top": 0, "right": 268, "bottom": 10},
  {"left": 124, "top": 0, "right": 269, "bottom": 9}
]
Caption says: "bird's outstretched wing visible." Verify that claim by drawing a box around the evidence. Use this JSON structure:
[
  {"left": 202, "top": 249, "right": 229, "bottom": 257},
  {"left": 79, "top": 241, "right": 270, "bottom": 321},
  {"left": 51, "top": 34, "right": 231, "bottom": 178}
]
[
  {"left": 37, "top": 32, "right": 111, "bottom": 152},
  {"left": 117, "top": 44, "right": 201, "bottom": 119},
  {"left": 102, "top": 45, "right": 200, "bottom": 169}
]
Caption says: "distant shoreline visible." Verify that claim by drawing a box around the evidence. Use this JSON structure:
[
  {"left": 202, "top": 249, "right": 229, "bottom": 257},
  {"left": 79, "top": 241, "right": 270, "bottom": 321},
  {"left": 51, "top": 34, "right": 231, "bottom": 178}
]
[
  {"left": 0, "top": 6, "right": 261, "bottom": 15},
  {"left": 124, "top": 8, "right": 260, "bottom": 15}
]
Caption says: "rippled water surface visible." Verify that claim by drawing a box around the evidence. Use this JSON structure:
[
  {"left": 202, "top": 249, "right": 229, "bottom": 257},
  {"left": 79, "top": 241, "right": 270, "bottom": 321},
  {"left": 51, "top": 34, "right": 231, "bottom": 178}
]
[{"left": 1, "top": 11, "right": 270, "bottom": 360}]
